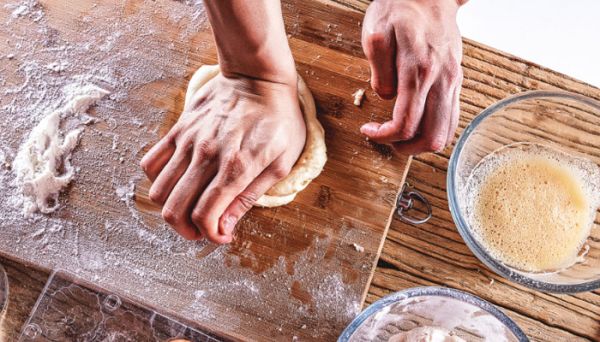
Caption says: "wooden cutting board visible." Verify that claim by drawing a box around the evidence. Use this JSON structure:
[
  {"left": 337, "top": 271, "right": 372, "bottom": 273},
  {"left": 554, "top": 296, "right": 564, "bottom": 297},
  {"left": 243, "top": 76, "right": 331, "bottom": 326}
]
[{"left": 0, "top": 0, "right": 409, "bottom": 340}]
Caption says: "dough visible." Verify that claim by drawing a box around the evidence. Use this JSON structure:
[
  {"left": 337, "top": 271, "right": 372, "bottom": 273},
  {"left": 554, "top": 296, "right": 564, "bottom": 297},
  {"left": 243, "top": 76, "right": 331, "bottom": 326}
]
[
  {"left": 184, "top": 65, "right": 327, "bottom": 207},
  {"left": 388, "top": 327, "right": 465, "bottom": 342},
  {"left": 13, "top": 84, "right": 110, "bottom": 216}
]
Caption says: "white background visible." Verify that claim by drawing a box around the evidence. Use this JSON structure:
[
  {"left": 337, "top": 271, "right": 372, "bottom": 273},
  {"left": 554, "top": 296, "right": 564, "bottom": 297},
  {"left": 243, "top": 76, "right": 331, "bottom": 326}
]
[{"left": 457, "top": 1, "right": 600, "bottom": 88}]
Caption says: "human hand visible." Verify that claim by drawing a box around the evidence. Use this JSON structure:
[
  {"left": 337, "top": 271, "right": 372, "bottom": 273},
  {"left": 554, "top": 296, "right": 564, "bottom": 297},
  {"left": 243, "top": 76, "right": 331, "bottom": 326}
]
[
  {"left": 361, "top": 0, "right": 465, "bottom": 154},
  {"left": 140, "top": 74, "right": 306, "bottom": 244}
]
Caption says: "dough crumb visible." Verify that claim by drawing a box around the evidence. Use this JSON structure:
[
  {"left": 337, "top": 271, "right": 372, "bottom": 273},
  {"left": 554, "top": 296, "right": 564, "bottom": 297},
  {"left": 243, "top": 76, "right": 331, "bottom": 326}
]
[
  {"left": 489, "top": 278, "right": 495, "bottom": 286},
  {"left": 352, "top": 243, "right": 364, "bottom": 253},
  {"left": 352, "top": 88, "right": 366, "bottom": 106}
]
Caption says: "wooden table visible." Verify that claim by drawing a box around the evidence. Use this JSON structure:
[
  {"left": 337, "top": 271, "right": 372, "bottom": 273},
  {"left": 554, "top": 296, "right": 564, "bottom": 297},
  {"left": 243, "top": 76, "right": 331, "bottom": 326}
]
[
  {"left": 1, "top": 1, "right": 599, "bottom": 341},
  {"left": 365, "top": 39, "right": 600, "bottom": 342}
]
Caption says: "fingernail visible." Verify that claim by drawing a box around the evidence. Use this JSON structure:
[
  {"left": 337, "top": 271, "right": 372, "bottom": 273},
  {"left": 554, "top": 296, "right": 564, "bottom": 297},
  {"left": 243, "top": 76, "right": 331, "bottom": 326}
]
[
  {"left": 360, "top": 125, "right": 373, "bottom": 135},
  {"left": 222, "top": 215, "right": 237, "bottom": 235}
]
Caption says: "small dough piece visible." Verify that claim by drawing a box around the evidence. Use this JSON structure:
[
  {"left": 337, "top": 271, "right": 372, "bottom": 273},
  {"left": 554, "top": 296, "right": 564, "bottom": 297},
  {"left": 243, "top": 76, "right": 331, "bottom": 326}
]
[
  {"left": 184, "top": 65, "right": 327, "bottom": 207},
  {"left": 352, "top": 88, "right": 365, "bottom": 106}
]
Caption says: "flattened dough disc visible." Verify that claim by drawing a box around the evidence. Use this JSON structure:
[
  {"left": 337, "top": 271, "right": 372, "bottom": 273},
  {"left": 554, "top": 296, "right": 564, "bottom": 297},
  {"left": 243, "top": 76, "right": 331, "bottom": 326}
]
[{"left": 184, "top": 64, "right": 327, "bottom": 207}]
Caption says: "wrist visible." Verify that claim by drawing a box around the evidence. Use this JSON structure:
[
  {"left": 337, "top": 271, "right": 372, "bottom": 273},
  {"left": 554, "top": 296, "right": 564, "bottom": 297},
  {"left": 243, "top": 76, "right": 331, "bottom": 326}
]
[{"left": 219, "top": 43, "right": 297, "bottom": 86}]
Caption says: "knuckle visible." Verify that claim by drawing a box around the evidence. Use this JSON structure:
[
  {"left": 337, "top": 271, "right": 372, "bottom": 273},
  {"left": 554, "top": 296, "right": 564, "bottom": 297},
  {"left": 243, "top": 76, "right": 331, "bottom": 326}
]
[
  {"left": 364, "top": 32, "right": 387, "bottom": 55},
  {"left": 418, "top": 53, "right": 436, "bottom": 68},
  {"left": 417, "top": 63, "right": 432, "bottom": 77},
  {"left": 191, "top": 210, "right": 218, "bottom": 242},
  {"left": 372, "top": 82, "right": 395, "bottom": 98},
  {"left": 190, "top": 209, "right": 207, "bottom": 227},
  {"left": 140, "top": 158, "right": 150, "bottom": 173},
  {"left": 398, "top": 121, "right": 419, "bottom": 140},
  {"left": 203, "top": 227, "right": 221, "bottom": 243},
  {"left": 237, "top": 192, "right": 257, "bottom": 211},
  {"left": 162, "top": 206, "right": 182, "bottom": 225},
  {"left": 164, "top": 130, "right": 179, "bottom": 146},
  {"left": 398, "top": 127, "right": 417, "bottom": 141},
  {"left": 181, "top": 232, "right": 198, "bottom": 241},
  {"left": 191, "top": 210, "right": 206, "bottom": 229},
  {"left": 195, "top": 140, "right": 217, "bottom": 160},
  {"left": 442, "top": 60, "right": 462, "bottom": 83},
  {"left": 148, "top": 188, "right": 164, "bottom": 204},
  {"left": 272, "top": 164, "right": 292, "bottom": 179},
  {"left": 176, "top": 134, "right": 195, "bottom": 152},
  {"left": 222, "top": 153, "right": 247, "bottom": 184}
]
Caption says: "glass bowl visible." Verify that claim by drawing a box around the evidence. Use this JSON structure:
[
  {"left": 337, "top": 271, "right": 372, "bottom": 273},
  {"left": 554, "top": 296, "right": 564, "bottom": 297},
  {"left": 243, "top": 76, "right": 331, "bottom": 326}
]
[
  {"left": 0, "top": 264, "right": 7, "bottom": 318},
  {"left": 338, "top": 286, "right": 528, "bottom": 342},
  {"left": 448, "top": 90, "right": 600, "bottom": 292}
]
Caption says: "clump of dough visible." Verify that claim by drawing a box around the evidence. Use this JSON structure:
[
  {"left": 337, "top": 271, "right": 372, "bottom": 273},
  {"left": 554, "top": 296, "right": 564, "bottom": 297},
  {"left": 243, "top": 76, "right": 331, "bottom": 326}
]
[
  {"left": 184, "top": 65, "right": 327, "bottom": 207},
  {"left": 13, "top": 84, "right": 110, "bottom": 216},
  {"left": 352, "top": 88, "right": 365, "bottom": 106}
]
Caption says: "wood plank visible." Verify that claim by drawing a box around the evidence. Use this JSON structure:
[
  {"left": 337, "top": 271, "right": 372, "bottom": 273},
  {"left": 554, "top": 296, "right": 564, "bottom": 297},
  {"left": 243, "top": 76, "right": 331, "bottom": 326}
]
[
  {"left": 0, "top": 256, "right": 50, "bottom": 342},
  {"left": 0, "top": 0, "right": 409, "bottom": 340},
  {"left": 2, "top": 0, "right": 597, "bottom": 340},
  {"left": 368, "top": 39, "right": 600, "bottom": 342}
]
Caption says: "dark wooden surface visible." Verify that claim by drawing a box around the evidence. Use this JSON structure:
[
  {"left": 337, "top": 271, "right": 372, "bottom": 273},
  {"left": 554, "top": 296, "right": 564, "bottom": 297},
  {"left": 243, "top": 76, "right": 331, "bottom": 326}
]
[
  {"left": 1, "top": 0, "right": 599, "bottom": 341},
  {"left": 131, "top": 0, "right": 412, "bottom": 339},
  {"left": 366, "top": 39, "right": 600, "bottom": 342},
  {"left": 0, "top": 257, "right": 50, "bottom": 342}
]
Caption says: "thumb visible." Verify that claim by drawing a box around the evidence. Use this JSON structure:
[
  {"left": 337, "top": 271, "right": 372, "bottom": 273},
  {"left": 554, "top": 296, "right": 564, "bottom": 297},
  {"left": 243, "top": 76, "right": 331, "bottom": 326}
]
[
  {"left": 360, "top": 120, "right": 403, "bottom": 143},
  {"left": 218, "top": 164, "right": 284, "bottom": 238}
]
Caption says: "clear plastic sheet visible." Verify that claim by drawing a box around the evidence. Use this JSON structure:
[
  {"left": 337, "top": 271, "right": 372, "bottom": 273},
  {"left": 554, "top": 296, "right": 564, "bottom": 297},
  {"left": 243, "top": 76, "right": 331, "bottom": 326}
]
[{"left": 18, "top": 271, "right": 222, "bottom": 342}]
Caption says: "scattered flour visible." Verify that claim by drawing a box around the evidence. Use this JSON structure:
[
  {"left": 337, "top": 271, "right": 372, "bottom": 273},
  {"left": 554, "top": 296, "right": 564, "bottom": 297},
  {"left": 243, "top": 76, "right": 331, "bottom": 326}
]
[
  {"left": 13, "top": 84, "right": 109, "bottom": 216},
  {"left": 5, "top": 0, "right": 44, "bottom": 21},
  {"left": 11, "top": 5, "right": 28, "bottom": 18},
  {"left": 0, "top": 0, "right": 370, "bottom": 340},
  {"left": 45, "top": 61, "right": 69, "bottom": 73}
]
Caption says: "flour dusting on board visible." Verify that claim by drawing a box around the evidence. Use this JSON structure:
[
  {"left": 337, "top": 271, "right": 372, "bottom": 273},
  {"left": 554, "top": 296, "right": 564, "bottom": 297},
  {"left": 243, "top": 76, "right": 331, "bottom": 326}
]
[
  {"left": 0, "top": 1, "right": 368, "bottom": 340},
  {"left": 13, "top": 84, "right": 109, "bottom": 216}
]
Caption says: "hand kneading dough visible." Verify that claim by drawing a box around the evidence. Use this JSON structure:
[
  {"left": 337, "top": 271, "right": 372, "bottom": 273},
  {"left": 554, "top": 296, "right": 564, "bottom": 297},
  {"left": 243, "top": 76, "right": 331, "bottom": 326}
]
[{"left": 184, "top": 64, "right": 327, "bottom": 207}]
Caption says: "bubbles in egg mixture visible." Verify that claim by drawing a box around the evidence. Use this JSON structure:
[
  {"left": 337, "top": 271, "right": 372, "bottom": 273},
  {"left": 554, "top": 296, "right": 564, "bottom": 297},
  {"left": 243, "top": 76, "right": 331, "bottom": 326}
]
[{"left": 465, "top": 143, "right": 600, "bottom": 273}]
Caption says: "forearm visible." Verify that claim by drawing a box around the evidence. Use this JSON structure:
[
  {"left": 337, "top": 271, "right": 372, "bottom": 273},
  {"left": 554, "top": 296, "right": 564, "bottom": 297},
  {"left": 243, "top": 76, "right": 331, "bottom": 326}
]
[{"left": 204, "top": 0, "right": 296, "bottom": 85}]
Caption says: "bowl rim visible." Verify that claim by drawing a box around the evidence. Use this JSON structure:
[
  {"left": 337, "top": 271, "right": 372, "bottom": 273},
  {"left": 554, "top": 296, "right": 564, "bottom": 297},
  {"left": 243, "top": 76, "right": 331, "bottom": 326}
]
[
  {"left": 0, "top": 263, "right": 7, "bottom": 315},
  {"left": 447, "top": 90, "right": 600, "bottom": 293},
  {"left": 337, "top": 286, "right": 529, "bottom": 342}
]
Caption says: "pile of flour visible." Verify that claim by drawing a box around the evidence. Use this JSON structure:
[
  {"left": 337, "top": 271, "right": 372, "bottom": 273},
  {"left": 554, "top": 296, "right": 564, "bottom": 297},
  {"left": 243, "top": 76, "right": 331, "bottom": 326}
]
[{"left": 13, "top": 84, "right": 110, "bottom": 216}]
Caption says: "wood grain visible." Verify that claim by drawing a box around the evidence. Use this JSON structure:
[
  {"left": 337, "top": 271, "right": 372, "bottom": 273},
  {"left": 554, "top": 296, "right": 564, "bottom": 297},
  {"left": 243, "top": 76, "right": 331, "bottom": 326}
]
[
  {"left": 1, "top": 0, "right": 598, "bottom": 341},
  {"left": 367, "top": 38, "right": 600, "bottom": 342},
  {"left": 131, "top": 0, "right": 412, "bottom": 339},
  {"left": 0, "top": 0, "right": 409, "bottom": 340},
  {"left": 0, "top": 256, "right": 50, "bottom": 342}
]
